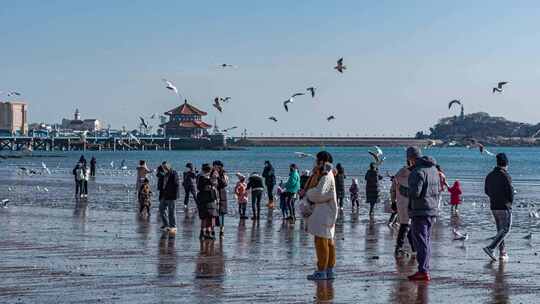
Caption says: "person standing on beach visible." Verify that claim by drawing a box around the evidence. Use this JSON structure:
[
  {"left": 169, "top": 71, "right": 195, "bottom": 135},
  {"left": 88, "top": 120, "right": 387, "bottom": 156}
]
[
  {"left": 365, "top": 163, "right": 383, "bottom": 216},
  {"left": 436, "top": 165, "right": 449, "bottom": 208},
  {"left": 182, "top": 163, "right": 198, "bottom": 208},
  {"left": 213, "top": 161, "right": 229, "bottom": 238},
  {"left": 90, "top": 157, "right": 97, "bottom": 177},
  {"left": 262, "top": 161, "right": 276, "bottom": 209},
  {"left": 349, "top": 178, "right": 360, "bottom": 211},
  {"left": 392, "top": 161, "right": 415, "bottom": 256},
  {"left": 196, "top": 164, "right": 219, "bottom": 240},
  {"left": 284, "top": 164, "right": 300, "bottom": 222},
  {"left": 73, "top": 162, "right": 84, "bottom": 198},
  {"left": 79, "top": 155, "right": 87, "bottom": 166},
  {"left": 82, "top": 162, "right": 90, "bottom": 198},
  {"left": 234, "top": 173, "right": 248, "bottom": 219},
  {"left": 335, "top": 164, "right": 346, "bottom": 210},
  {"left": 159, "top": 163, "right": 180, "bottom": 232},
  {"left": 247, "top": 172, "right": 265, "bottom": 220},
  {"left": 406, "top": 147, "right": 440, "bottom": 281},
  {"left": 156, "top": 161, "right": 167, "bottom": 204},
  {"left": 136, "top": 160, "right": 151, "bottom": 194},
  {"left": 483, "top": 153, "right": 513, "bottom": 262},
  {"left": 448, "top": 180, "right": 463, "bottom": 214},
  {"left": 305, "top": 151, "right": 338, "bottom": 281}
]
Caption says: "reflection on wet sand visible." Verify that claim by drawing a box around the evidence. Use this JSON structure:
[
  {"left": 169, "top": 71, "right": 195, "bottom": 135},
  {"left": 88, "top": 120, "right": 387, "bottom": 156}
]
[
  {"left": 194, "top": 240, "right": 225, "bottom": 302},
  {"left": 390, "top": 257, "right": 418, "bottom": 303},
  {"left": 314, "top": 281, "right": 334, "bottom": 303},
  {"left": 490, "top": 262, "right": 509, "bottom": 304},
  {"left": 157, "top": 233, "right": 177, "bottom": 279}
]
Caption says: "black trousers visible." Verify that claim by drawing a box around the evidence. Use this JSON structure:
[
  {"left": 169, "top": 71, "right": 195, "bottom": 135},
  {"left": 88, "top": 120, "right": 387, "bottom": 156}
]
[
  {"left": 396, "top": 223, "right": 415, "bottom": 251},
  {"left": 266, "top": 184, "right": 274, "bottom": 201},
  {"left": 183, "top": 185, "right": 197, "bottom": 206}
]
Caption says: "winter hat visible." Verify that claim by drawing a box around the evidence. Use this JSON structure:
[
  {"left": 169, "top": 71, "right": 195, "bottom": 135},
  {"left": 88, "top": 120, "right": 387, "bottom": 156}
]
[
  {"left": 406, "top": 146, "right": 421, "bottom": 159},
  {"left": 496, "top": 153, "right": 508, "bottom": 167}
]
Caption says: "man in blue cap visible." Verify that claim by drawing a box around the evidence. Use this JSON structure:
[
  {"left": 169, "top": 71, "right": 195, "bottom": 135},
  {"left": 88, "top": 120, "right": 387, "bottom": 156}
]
[{"left": 483, "top": 153, "right": 513, "bottom": 262}]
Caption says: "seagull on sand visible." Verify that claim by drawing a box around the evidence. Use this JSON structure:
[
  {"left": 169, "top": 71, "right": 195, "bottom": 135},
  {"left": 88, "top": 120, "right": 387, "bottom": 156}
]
[
  {"left": 213, "top": 97, "right": 223, "bottom": 113},
  {"left": 268, "top": 116, "right": 278, "bottom": 122},
  {"left": 492, "top": 81, "right": 509, "bottom": 93},
  {"left": 41, "top": 162, "right": 51, "bottom": 175},
  {"left": 334, "top": 58, "right": 346, "bottom": 73},
  {"left": 327, "top": 115, "right": 336, "bottom": 122},
  {"left": 368, "top": 146, "right": 385, "bottom": 165},
  {"left": 452, "top": 228, "right": 469, "bottom": 241},
  {"left": 1, "top": 199, "right": 9, "bottom": 208},
  {"left": 524, "top": 232, "right": 533, "bottom": 240},
  {"left": 306, "top": 87, "right": 316, "bottom": 98}
]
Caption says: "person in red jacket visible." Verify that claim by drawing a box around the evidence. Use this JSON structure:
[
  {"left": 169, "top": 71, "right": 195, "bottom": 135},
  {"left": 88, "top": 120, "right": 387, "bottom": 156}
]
[{"left": 448, "top": 180, "right": 463, "bottom": 214}]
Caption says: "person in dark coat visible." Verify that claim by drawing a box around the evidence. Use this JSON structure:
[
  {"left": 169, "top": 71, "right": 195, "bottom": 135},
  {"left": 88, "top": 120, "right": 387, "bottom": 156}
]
[
  {"left": 262, "top": 160, "right": 277, "bottom": 208},
  {"left": 182, "top": 163, "right": 198, "bottom": 208},
  {"left": 197, "top": 163, "right": 219, "bottom": 240},
  {"left": 365, "top": 162, "right": 383, "bottom": 216},
  {"left": 79, "top": 155, "right": 87, "bottom": 166},
  {"left": 159, "top": 163, "right": 180, "bottom": 232},
  {"left": 335, "top": 163, "right": 346, "bottom": 209},
  {"left": 90, "top": 157, "right": 97, "bottom": 177},
  {"left": 247, "top": 172, "right": 265, "bottom": 220},
  {"left": 483, "top": 153, "right": 514, "bottom": 262},
  {"left": 156, "top": 162, "right": 167, "bottom": 202},
  {"left": 406, "top": 147, "right": 440, "bottom": 282},
  {"left": 213, "top": 160, "right": 229, "bottom": 238}
]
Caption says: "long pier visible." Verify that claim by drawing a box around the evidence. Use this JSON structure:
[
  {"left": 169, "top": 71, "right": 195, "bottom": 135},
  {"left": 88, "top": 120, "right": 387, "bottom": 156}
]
[{"left": 236, "top": 136, "right": 433, "bottom": 147}]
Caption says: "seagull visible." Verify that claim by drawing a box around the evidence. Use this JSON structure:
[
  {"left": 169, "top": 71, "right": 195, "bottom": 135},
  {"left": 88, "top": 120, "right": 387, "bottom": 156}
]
[
  {"left": 492, "top": 81, "right": 509, "bottom": 93},
  {"left": 139, "top": 117, "right": 148, "bottom": 129},
  {"left": 213, "top": 97, "right": 223, "bottom": 113},
  {"left": 150, "top": 114, "right": 156, "bottom": 119},
  {"left": 41, "top": 162, "right": 51, "bottom": 175},
  {"left": 452, "top": 228, "right": 469, "bottom": 241},
  {"left": 334, "top": 58, "right": 346, "bottom": 73},
  {"left": 268, "top": 116, "right": 278, "bottom": 122},
  {"left": 7, "top": 91, "right": 21, "bottom": 97},
  {"left": 221, "top": 97, "right": 232, "bottom": 103},
  {"left": 368, "top": 146, "right": 385, "bottom": 164},
  {"left": 529, "top": 209, "right": 540, "bottom": 218},
  {"left": 222, "top": 126, "right": 238, "bottom": 132},
  {"left": 129, "top": 133, "right": 141, "bottom": 145},
  {"left": 306, "top": 87, "right": 316, "bottom": 98},
  {"left": 43, "top": 187, "right": 49, "bottom": 192},
  {"left": 219, "top": 63, "right": 236, "bottom": 68},
  {"left": 110, "top": 161, "right": 115, "bottom": 169},
  {"left": 327, "top": 115, "right": 336, "bottom": 122},
  {"left": 524, "top": 232, "right": 533, "bottom": 240},
  {"left": 1, "top": 199, "right": 9, "bottom": 208},
  {"left": 294, "top": 152, "right": 314, "bottom": 159},
  {"left": 162, "top": 78, "right": 179, "bottom": 96},
  {"left": 291, "top": 93, "right": 305, "bottom": 98},
  {"left": 283, "top": 98, "right": 293, "bottom": 112},
  {"left": 448, "top": 99, "right": 462, "bottom": 110}
]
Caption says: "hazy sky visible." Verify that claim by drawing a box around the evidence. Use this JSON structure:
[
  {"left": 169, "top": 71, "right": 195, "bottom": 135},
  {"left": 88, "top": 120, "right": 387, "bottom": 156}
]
[{"left": 2, "top": 1, "right": 540, "bottom": 136}]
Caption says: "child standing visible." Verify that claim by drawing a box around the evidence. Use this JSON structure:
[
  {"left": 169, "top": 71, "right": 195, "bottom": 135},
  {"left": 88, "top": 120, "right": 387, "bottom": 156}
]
[
  {"left": 349, "top": 178, "right": 360, "bottom": 211},
  {"left": 448, "top": 180, "right": 463, "bottom": 214},
  {"left": 138, "top": 178, "right": 152, "bottom": 217},
  {"left": 276, "top": 181, "right": 288, "bottom": 219},
  {"left": 234, "top": 174, "right": 249, "bottom": 219}
]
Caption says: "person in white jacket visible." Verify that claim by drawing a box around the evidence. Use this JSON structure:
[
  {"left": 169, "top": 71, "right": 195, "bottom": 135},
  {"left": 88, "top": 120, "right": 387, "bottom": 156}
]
[
  {"left": 392, "top": 164, "right": 416, "bottom": 256},
  {"left": 305, "top": 151, "right": 338, "bottom": 281}
]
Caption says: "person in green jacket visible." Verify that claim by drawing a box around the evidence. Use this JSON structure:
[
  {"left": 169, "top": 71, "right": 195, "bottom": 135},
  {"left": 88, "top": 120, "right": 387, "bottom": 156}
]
[{"left": 284, "top": 164, "right": 301, "bottom": 222}]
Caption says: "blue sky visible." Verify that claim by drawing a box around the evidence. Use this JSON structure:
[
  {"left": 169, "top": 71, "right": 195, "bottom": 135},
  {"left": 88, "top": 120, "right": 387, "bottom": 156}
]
[{"left": 1, "top": 1, "right": 540, "bottom": 136}]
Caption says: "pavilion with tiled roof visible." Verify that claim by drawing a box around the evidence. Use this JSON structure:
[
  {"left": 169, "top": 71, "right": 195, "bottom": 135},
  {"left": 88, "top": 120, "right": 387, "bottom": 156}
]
[{"left": 160, "top": 100, "right": 212, "bottom": 138}]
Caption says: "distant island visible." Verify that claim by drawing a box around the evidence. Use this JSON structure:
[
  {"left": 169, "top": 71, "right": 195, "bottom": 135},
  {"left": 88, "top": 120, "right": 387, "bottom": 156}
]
[{"left": 417, "top": 112, "right": 540, "bottom": 146}]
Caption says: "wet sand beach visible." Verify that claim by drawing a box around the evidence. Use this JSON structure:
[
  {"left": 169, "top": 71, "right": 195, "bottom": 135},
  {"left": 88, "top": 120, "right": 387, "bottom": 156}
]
[{"left": 1, "top": 199, "right": 539, "bottom": 303}]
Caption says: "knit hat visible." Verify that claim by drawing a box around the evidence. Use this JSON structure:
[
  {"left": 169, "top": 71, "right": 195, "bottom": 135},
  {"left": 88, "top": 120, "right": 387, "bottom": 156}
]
[
  {"left": 496, "top": 153, "right": 508, "bottom": 167},
  {"left": 406, "top": 146, "right": 421, "bottom": 159}
]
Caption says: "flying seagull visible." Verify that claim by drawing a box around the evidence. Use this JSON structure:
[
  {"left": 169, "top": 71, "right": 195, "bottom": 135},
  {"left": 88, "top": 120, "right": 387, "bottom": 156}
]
[
  {"left": 306, "top": 87, "right": 316, "bottom": 98},
  {"left": 162, "top": 78, "right": 179, "bottom": 96},
  {"left": 368, "top": 146, "right": 385, "bottom": 165},
  {"left": 283, "top": 98, "right": 293, "bottom": 112},
  {"left": 268, "top": 116, "right": 278, "bottom": 122},
  {"left": 327, "top": 115, "right": 336, "bottom": 122},
  {"left": 139, "top": 116, "right": 148, "bottom": 129},
  {"left": 448, "top": 99, "right": 462, "bottom": 110},
  {"left": 492, "top": 81, "right": 509, "bottom": 93},
  {"left": 7, "top": 91, "right": 21, "bottom": 97},
  {"left": 334, "top": 58, "right": 346, "bottom": 73},
  {"left": 222, "top": 126, "right": 238, "bottom": 132},
  {"left": 213, "top": 97, "right": 223, "bottom": 113}
]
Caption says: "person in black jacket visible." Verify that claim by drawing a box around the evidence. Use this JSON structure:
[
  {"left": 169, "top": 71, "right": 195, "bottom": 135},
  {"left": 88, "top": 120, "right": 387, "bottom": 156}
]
[
  {"left": 335, "top": 163, "right": 346, "bottom": 209},
  {"left": 156, "top": 161, "right": 167, "bottom": 202},
  {"left": 365, "top": 163, "right": 383, "bottom": 216},
  {"left": 159, "top": 163, "right": 180, "bottom": 232},
  {"left": 262, "top": 160, "right": 276, "bottom": 208},
  {"left": 196, "top": 164, "right": 219, "bottom": 240},
  {"left": 90, "top": 157, "right": 97, "bottom": 177},
  {"left": 183, "top": 163, "right": 198, "bottom": 208},
  {"left": 483, "top": 153, "right": 513, "bottom": 262},
  {"left": 247, "top": 172, "right": 265, "bottom": 220}
]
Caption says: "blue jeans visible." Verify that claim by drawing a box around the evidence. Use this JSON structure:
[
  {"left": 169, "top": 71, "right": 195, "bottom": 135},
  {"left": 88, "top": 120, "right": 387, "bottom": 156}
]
[
  {"left": 411, "top": 216, "right": 435, "bottom": 273},
  {"left": 159, "top": 199, "right": 176, "bottom": 228},
  {"left": 487, "top": 210, "right": 512, "bottom": 253}
]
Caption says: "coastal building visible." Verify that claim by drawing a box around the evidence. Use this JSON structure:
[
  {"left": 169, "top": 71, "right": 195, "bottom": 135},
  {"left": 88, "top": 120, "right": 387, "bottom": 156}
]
[
  {"left": 61, "top": 108, "right": 102, "bottom": 131},
  {"left": 0, "top": 101, "right": 28, "bottom": 135},
  {"left": 161, "top": 100, "right": 212, "bottom": 138}
]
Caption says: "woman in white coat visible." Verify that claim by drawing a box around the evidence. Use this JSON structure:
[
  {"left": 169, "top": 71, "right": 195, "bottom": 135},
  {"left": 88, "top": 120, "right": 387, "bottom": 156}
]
[
  {"left": 305, "top": 151, "right": 338, "bottom": 281},
  {"left": 392, "top": 162, "right": 416, "bottom": 256}
]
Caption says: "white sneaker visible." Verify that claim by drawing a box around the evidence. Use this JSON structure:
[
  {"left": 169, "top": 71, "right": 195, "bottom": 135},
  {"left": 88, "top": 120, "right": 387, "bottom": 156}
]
[{"left": 499, "top": 253, "right": 509, "bottom": 262}]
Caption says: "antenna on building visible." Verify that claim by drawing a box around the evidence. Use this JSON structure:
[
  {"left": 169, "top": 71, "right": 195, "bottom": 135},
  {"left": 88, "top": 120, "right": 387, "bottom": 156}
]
[{"left": 213, "top": 117, "right": 220, "bottom": 134}]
